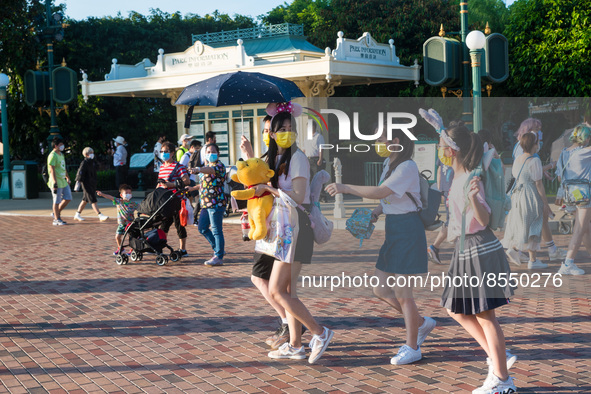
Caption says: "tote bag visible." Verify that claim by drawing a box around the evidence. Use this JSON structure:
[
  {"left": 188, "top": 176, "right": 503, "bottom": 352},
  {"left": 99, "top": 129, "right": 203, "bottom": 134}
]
[{"left": 255, "top": 190, "right": 299, "bottom": 263}]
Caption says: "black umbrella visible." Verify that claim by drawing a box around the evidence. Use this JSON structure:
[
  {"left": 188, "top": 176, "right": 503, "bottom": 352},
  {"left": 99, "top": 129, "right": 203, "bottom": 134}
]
[{"left": 175, "top": 71, "right": 304, "bottom": 133}]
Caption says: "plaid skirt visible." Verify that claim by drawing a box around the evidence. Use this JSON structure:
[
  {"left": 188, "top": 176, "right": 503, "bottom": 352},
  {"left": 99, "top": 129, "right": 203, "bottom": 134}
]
[{"left": 441, "top": 228, "right": 514, "bottom": 315}]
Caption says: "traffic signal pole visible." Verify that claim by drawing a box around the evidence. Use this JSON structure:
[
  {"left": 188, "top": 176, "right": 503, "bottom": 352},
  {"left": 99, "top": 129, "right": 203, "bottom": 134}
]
[
  {"left": 45, "top": 0, "right": 60, "bottom": 141},
  {"left": 460, "top": 1, "right": 473, "bottom": 128}
]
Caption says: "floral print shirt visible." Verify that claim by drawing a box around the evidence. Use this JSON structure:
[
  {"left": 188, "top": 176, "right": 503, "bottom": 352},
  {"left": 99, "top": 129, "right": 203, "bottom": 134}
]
[{"left": 199, "top": 161, "right": 227, "bottom": 209}]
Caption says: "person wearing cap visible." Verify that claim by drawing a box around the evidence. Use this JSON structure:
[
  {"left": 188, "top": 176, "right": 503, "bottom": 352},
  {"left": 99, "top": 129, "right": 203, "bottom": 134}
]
[
  {"left": 176, "top": 134, "right": 193, "bottom": 162},
  {"left": 112, "top": 136, "right": 128, "bottom": 187}
]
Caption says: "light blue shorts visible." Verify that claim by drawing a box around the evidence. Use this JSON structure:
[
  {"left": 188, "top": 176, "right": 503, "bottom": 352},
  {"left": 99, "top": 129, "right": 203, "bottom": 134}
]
[{"left": 52, "top": 185, "right": 72, "bottom": 205}]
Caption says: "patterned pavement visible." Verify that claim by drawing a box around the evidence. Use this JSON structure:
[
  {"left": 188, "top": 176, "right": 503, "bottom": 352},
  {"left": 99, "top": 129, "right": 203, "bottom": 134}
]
[{"left": 0, "top": 211, "right": 589, "bottom": 393}]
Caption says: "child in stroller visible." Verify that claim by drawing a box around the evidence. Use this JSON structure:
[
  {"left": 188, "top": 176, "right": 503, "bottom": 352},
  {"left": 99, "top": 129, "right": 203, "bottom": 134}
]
[{"left": 109, "top": 182, "right": 187, "bottom": 266}]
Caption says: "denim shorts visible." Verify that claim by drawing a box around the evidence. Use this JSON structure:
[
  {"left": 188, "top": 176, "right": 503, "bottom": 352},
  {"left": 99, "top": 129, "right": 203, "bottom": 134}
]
[{"left": 52, "top": 185, "right": 72, "bottom": 205}]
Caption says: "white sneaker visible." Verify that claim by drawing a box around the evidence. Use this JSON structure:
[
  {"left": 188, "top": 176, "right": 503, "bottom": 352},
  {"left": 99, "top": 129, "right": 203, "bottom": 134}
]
[
  {"left": 417, "top": 316, "right": 436, "bottom": 346},
  {"left": 486, "top": 349, "right": 517, "bottom": 371},
  {"left": 505, "top": 249, "right": 521, "bottom": 266},
  {"left": 549, "top": 247, "right": 568, "bottom": 261},
  {"left": 52, "top": 219, "right": 66, "bottom": 226},
  {"left": 268, "top": 343, "right": 306, "bottom": 360},
  {"left": 204, "top": 256, "right": 224, "bottom": 266},
  {"left": 518, "top": 251, "right": 529, "bottom": 263},
  {"left": 528, "top": 260, "right": 548, "bottom": 269},
  {"left": 74, "top": 212, "right": 85, "bottom": 221},
  {"left": 472, "top": 374, "right": 516, "bottom": 394},
  {"left": 308, "top": 326, "right": 334, "bottom": 364},
  {"left": 558, "top": 262, "right": 585, "bottom": 275},
  {"left": 98, "top": 213, "right": 109, "bottom": 221},
  {"left": 390, "top": 344, "right": 421, "bottom": 365}
]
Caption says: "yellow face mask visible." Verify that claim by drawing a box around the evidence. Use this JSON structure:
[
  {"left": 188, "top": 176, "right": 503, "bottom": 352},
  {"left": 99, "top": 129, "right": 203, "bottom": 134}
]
[
  {"left": 374, "top": 142, "right": 391, "bottom": 157},
  {"left": 275, "top": 132, "right": 297, "bottom": 149},
  {"left": 438, "top": 147, "right": 453, "bottom": 167},
  {"left": 263, "top": 133, "right": 271, "bottom": 147}
]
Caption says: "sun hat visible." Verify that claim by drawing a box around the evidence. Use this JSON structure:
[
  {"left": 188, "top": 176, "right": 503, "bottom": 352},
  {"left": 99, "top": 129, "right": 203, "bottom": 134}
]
[{"left": 113, "top": 136, "right": 127, "bottom": 145}]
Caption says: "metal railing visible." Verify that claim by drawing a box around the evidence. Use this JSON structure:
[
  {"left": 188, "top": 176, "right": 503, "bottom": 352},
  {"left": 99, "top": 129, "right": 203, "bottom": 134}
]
[
  {"left": 543, "top": 176, "right": 560, "bottom": 196},
  {"left": 364, "top": 162, "right": 383, "bottom": 186},
  {"left": 192, "top": 23, "right": 304, "bottom": 45}
]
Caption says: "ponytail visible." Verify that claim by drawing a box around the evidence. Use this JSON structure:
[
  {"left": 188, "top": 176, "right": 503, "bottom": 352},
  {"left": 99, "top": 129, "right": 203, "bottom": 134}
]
[
  {"left": 462, "top": 133, "right": 484, "bottom": 171},
  {"left": 446, "top": 124, "right": 483, "bottom": 172}
]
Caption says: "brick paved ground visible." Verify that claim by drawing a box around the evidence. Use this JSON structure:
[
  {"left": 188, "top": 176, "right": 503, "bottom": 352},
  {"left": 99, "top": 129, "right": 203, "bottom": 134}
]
[{"left": 0, "top": 214, "right": 589, "bottom": 393}]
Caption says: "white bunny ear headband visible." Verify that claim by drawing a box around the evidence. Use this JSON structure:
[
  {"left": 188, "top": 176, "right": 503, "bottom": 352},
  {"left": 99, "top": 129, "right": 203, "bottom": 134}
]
[
  {"left": 419, "top": 108, "right": 460, "bottom": 151},
  {"left": 419, "top": 108, "right": 445, "bottom": 134}
]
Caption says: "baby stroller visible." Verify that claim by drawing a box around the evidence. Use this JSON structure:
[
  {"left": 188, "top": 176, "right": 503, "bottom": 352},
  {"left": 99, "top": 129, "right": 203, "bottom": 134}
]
[
  {"left": 224, "top": 165, "right": 248, "bottom": 217},
  {"left": 115, "top": 185, "right": 186, "bottom": 266}
]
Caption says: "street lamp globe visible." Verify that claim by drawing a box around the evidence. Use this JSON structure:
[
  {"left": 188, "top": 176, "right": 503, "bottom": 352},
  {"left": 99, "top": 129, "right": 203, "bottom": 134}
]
[
  {"left": 466, "top": 30, "right": 486, "bottom": 50},
  {"left": 0, "top": 73, "right": 9, "bottom": 88}
]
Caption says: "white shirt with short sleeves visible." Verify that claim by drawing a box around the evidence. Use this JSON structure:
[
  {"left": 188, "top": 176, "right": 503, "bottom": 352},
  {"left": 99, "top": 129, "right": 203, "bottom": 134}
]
[
  {"left": 276, "top": 149, "right": 311, "bottom": 204},
  {"left": 378, "top": 159, "right": 421, "bottom": 215},
  {"left": 180, "top": 151, "right": 196, "bottom": 182}
]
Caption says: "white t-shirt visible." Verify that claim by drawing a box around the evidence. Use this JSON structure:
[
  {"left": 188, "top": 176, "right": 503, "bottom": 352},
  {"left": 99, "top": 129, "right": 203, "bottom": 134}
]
[
  {"left": 378, "top": 159, "right": 421, "bottom": 215},
  {"left": 153, "top": 142, "right": 162, "bottom": 173},
  {"left": 179, "top": 151, "right": 196, "bottom": 182},
  {"left": 276, "top": 149, "right": 311, "bottom": 204},
  {"left": 304, "top": 132, "right": 325, "bottom": 158}
]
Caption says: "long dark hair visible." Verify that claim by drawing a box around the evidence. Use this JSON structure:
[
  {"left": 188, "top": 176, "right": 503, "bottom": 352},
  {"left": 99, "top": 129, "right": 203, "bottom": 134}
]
[
  {"left": 266, "top": 112, "right": 298, "bottom": 188},
  {"left": 446, "top": 123, "right": 483, "bottom": 172},
  {"left": 383, "top": 128, "right": 416, "bottom": 180}
]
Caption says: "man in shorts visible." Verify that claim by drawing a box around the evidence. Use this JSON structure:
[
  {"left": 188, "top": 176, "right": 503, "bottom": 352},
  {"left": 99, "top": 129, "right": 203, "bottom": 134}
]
[{"left": 47, "top": 137, "right": 71, "bottom": 226}]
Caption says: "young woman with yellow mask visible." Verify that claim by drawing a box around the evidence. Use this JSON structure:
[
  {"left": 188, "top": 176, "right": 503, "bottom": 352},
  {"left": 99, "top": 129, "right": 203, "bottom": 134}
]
[
  {"left": 427, "top": 130, "right": 456, "bottom": 265},
  {"left": 239, "top": 114, "right": 297, "bottom": 350},
  {"left": 253, "top": 111, "right": 334, "bottom": 364},
  {"left": 325, "top": 128, "right": 435, "bottom": 366}
]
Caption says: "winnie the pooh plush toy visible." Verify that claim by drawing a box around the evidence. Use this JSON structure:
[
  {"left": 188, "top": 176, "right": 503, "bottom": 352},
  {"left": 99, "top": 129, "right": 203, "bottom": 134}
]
[{"left": 231, "top": 158, "right": 275, "bottom": 240}]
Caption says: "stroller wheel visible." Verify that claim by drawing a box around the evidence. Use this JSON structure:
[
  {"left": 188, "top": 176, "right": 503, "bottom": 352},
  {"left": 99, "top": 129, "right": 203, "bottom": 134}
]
[
  {"left": 170, "top": 251, "right": 181, "bottom": 262},
  {"left": 115, "top": 254, "right": 125, "bottom": 265},
  {"left": 137, "top": 252, "right": 143, "bottom": 261},
  {"left": 156, "top": 255, "right": 168, "bottom": 266},
  {"left": 559, "top": 222, "right": 572, "bottom": 235},
  {"left": 130, "top": 251, "right": 139, "bottom": 261}
]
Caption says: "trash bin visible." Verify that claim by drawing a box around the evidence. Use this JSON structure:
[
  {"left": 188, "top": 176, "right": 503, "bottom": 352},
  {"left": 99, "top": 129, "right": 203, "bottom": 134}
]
[
  {"left": 129, "top": 153, "right": 155, "bottom": 191},
  {"left": 11, "top": 160, "right": 39, "bottom": 199}
]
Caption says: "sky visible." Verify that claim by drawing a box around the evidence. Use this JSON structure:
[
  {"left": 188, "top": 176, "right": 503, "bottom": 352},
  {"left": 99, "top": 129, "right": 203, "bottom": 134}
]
[{"left": 57, "top": 0, "right": 289, "bottom": 21}]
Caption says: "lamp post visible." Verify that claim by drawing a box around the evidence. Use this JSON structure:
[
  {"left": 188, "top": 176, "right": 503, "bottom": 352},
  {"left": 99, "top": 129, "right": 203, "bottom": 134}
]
[
  {"left": 43, "top": 0, "right": 64, "bottom": 142},
  {"left": 0, "top": 73, "right": 11, "bottom": 199},
  {"left": 466, "top": 30, "right": 486, "bottom": 134}
]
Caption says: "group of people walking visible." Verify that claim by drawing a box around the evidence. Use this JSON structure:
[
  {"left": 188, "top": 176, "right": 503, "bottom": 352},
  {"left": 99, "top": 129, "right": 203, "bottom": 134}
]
[
  {"left": 46, "top": 131, "right": 229, "bottom": 267},
  {"left": 45, "top": 108, "right": 590, "bottom": 393}
]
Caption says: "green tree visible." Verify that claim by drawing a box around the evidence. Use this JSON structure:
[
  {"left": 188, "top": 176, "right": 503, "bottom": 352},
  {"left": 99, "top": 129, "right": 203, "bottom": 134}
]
[
  {"left": 2, "top": 4, "right": 255, "bottom": 166},
  {"left": 468, "top": 0, "right": 509, "bottom": 33},
  {"left": 504, "top": 0, "right": 591, "bottom": 96}
]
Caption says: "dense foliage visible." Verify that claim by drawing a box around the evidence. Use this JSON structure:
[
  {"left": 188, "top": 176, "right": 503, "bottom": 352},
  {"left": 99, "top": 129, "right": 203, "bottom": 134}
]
[{"left": 1, "top": 0, "right": 587, "bottom": 170}]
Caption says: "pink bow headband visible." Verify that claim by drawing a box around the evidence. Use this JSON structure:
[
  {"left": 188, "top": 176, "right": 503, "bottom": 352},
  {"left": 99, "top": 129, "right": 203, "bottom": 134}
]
[{"left": 266, "top": 101, "right": 303, "bottom": 117}]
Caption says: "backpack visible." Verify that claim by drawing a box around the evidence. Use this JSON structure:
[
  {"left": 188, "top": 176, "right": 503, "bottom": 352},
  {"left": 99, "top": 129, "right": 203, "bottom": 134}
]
[
  {"left": 345, "top": 208, "right": 375, "bottom": 247},
  {"left": 460, "top": 149, "right": 511, "bottom": 250},
  {"left": 406, "top": 170, "right": 443, "bottom": 231},
  {"left": 42, "top": 164, "right": 49, "bottom": 184}
]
